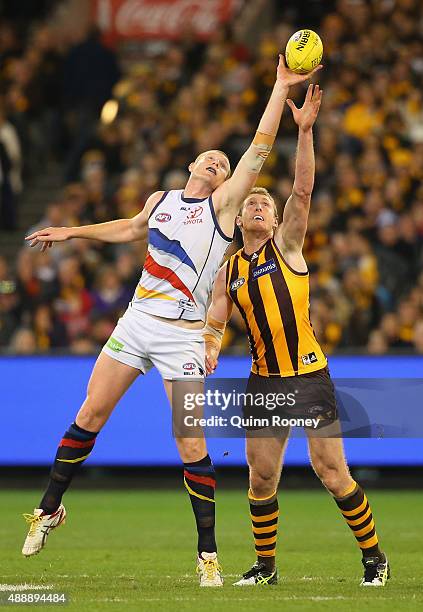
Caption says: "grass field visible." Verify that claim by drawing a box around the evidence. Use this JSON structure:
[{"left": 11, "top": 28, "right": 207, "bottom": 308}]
[{"left": 1, "top": 489, "right": 422, "bottom": 611}]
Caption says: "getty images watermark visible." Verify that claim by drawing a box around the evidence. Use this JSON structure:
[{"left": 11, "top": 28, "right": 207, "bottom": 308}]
[
  {"left": 182, "top": 389, "right": 321, "bottom": 431},
  {"left": 171, "top": 377, "right": 423, "bottom": 439}
]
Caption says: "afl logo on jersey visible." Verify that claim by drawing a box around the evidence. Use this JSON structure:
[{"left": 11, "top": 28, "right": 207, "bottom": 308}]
[
  {"left": 230, "top": 277, "right": 245, "bottom": 292},
  {"left": 184, "top": 206, "right": 203, "bottom": 225},
  {"left": 155, "top": 212, "right": 171, "bottom": 223}
]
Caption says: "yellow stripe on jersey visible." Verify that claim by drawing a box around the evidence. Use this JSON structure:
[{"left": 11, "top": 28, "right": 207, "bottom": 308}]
[
  {"left": 136, "top": 285, "right": 177, "bottom": 301},
  {"left": 226, "top": 238, "right": 327, "bottom": 377},
  {"left": 255, "top": 249, "right": 294, "bottom": 374},
  {"left": 227, "top": 254, "right": 266, "bottom": 374}
]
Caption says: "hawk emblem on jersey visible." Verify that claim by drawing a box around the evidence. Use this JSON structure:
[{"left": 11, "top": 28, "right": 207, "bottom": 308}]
[
  {"left": 252, "top": 259, "right": 278, "bottom": 280},
  {"left": 230, "top": 277, "right": 245, "bottom": 291},
  {"left": 155, "top": 212, "right": 171, "bottom": 223}
]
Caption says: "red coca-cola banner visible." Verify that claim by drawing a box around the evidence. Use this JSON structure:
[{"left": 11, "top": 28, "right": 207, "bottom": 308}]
[{"left": 92, "top": 0, "right": 238, "bottom": 42}]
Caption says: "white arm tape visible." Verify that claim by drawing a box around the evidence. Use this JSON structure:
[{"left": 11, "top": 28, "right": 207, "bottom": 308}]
[
  {"left": 203, "top": 317, "right": 226, "bottom": 347},
  {"left": 241, "top": 142, "right": 272, "bottom": 173}
]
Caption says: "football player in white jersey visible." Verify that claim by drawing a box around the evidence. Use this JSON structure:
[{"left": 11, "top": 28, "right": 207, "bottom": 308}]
[{"left": 23, "top": 56, "right": 320, "bottom": 586}]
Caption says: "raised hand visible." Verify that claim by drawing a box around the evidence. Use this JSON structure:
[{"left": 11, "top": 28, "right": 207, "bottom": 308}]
[
  {"left": 25, "top": 226, "right": 71, "bottom": 252},
  {"left": 286, "top": 84, "right": 323, "bottom": 131},
  {"left": 276, "top": 54, "right": 322, "bottom": 89}
]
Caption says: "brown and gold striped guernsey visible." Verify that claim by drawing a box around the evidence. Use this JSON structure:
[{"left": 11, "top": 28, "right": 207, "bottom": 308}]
[{"left": 226, "top": 237, "right": 327, "bottom": 377}]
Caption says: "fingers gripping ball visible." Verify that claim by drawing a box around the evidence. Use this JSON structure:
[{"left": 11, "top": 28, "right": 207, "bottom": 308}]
[{"left": 285, "top": 29, "right": 323, "bottom": 75}]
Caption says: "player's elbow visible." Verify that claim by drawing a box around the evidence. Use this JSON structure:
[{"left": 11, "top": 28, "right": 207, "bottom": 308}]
[{"left": 129, "top": 218, "right": 145, "bottom": 242}]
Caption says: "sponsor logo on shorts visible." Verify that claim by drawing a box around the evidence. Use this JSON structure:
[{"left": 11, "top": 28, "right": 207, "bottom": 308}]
[
  {"left": 183, "top": 206, "right": 203, "bottom": 225},
  {"left": 182, "top": 365, "right": 204, "bottom": 377},
  {"left": 252, "top": 258, "right": 277, "bottom": 280},
  {"left": 107, "top": 337, "right": 124, "bottom": 352},
  {"left": 301, "top": 351, "right": 318, "bottom": 366},
  {"left": 178, "top": 298, "right": 195, "bottom": 312},
  {"left": 183, "top": 362, "right": 196, "bottom": 370},
  {"left": 230, "top": 277, "right": 245, "bottom": 291},
  {"left": 155, "top": 212, "right": 171, "bottom": 222},
  {"left": 183, "top": 362, "right": 198, "bottom": 375}
]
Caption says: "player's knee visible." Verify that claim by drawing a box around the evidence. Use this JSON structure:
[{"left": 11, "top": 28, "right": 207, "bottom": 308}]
[
  {"left": 249, "top": 466, "right": 277, "bottom": 499},
  {"left": 77, "top": 396, "right": 110, "bottom": 431},
  {"left": 176, "top": 437, "right": 206, "bottom": 463},
  {"left": 313, "top": 459, "right": 348, "bottom": 496}
]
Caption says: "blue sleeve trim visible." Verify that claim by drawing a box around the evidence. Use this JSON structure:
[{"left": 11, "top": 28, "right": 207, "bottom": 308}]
[
  {"left": 148, "top": 191, "right": 169, "bottom": 219},
  {"left": 208, "top": 195, "right": 233, "bottom": 242}
]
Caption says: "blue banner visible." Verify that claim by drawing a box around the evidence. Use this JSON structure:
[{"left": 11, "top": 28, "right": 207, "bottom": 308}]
[{"left": 1, "top": 355, "right": 423, "bottom": 465}]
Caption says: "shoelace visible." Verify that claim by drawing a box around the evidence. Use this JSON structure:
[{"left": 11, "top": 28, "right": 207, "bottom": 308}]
[
  {"left": 23, "top": 513, "right": 43, "bottom": 537},
  {"left": 201, "top": 558, "right": 222, "bottom": 581},
  {"left": 256, "top": 573, "right": 273, "bottom": 585}
]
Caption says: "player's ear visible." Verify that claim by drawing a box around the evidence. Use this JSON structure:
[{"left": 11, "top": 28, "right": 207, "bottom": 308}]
[
  {"left": 236, "top": 215, "right": 243, "bottom": 228},
  {"left": 188, "top": 162, "right": 194, "bottom": 173}
]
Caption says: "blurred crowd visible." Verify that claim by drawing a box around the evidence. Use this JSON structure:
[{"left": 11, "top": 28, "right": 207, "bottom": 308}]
[{"left": 0, "top": 0, "right": 422, "bottom": 355}]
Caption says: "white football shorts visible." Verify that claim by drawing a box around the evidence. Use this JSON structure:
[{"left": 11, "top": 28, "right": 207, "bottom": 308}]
[{"left": 101, "top": 304, "right": 205, "bottom": 380}]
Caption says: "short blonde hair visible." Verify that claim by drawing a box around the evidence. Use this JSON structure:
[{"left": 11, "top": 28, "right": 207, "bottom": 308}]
[{"left": 239, "top": 187, "right": 278, "bottom": 220}]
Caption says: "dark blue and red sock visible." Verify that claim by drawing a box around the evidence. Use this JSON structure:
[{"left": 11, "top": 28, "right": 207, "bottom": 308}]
[
  {"left": 39, "top": 422, "right": 98, "bottom": 514},
  {"left": 184, "top": 454, "right": 217, "bottom": 554}
]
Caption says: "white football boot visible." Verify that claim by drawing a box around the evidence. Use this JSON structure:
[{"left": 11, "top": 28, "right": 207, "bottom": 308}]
[
  {"left": 196, "top": 552, "right": 223, "bottom": 586},
  {"left": 22, "top": 505, "right": 66, "bottom": 557}
]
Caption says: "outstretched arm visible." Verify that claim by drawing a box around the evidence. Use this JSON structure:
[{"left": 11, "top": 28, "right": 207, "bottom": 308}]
[
  {"left": 203, "top": 263, "right": 233, "bottom": 375},
  {"left": 215, "top": 56, "right": 322, "bottom": 216},
  {"left": 275, "top": 84, "right": 322, "bottom": 253},
  {"left": 25, "top": 191, "right": 164, "bottom": 252}
]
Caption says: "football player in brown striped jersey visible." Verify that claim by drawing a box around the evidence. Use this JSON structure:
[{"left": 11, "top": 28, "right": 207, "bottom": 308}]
[{"left": 204, "top": 85, "right": 389, "bottom": 587}]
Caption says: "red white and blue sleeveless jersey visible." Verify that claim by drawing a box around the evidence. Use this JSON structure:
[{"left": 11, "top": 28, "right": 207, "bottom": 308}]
[{"left": 131, "top": 190, "right": 232, "bottom": 321}]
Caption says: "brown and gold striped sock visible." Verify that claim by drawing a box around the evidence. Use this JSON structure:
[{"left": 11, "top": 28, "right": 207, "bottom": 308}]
[
  {"left": 334, "top": 481, "right": 382, "bottom": 559},
  {"left": 248, "top": 489, "right": 279, "bottom": 571}
]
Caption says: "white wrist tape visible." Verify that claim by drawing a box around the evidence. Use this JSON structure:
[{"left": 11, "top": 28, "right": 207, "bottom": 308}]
[
  {"left": 241, "top": 131, "right": 275, "bottom": 173},
  {"left": 203, "top": 316, "right": 227, "bottom": 348}
]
